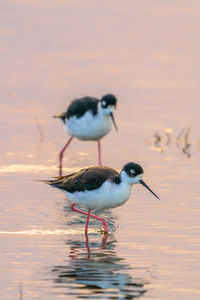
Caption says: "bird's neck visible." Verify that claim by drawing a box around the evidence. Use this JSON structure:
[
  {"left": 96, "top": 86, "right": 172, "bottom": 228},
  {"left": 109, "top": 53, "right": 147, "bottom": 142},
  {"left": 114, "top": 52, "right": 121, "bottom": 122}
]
[
  {"left": 97, "top": 103, "right": 109, "bottom": 118},
  {"left": 120, "top": 170, "right": 135, "bottom": 186}
]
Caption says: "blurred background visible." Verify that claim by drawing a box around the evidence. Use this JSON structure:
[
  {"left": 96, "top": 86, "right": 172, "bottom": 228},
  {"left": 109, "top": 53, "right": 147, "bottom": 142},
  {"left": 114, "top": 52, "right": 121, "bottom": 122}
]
[{"left": 0, "top": 1, "right": 200, "bottom": 299}]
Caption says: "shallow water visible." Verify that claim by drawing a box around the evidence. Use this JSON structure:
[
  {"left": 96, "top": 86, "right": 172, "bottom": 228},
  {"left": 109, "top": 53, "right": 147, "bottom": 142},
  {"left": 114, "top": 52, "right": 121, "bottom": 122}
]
[{"left": 1, "top": 1, "right": 200, "bottom": 299}]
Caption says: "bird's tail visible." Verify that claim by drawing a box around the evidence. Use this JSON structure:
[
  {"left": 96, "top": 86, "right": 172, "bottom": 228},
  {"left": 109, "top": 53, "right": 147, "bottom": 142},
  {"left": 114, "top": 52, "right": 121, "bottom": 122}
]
[
  {"left": 36, "top": 176, "right": 67, "bottom": 188},
  {"left": 53, "top": 112, "right": 67, "bottom": 124},
  {"left": 36, "top": 179, "right": 53, "bottom": 185},
  {"left": 53, "top": 114, "right": 62, "bottom": 119}
]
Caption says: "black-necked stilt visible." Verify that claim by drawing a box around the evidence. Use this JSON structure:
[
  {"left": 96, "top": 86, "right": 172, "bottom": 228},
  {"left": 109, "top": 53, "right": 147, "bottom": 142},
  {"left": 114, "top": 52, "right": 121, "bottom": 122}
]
[
  {"left": 42, "top": 162, "right": 159, "bottom": 233},
  {"left": 54, "top": 94, "right": 118, "bottom": 175}
]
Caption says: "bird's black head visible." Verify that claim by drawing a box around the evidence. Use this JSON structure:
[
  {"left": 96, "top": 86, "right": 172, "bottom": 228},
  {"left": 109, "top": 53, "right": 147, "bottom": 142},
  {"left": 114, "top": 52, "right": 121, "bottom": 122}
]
[
  {"left": 100, "top": 94, "right": 118, "bottom": 131},
  {"left": 122, "top": 162, "right": 160, "bottom": 200},
  {"left": 100, "top": 94, "right": 117, "bottom": 108},
  {"left": 122, "top": 162, "right": 144, "bottom": 178}
]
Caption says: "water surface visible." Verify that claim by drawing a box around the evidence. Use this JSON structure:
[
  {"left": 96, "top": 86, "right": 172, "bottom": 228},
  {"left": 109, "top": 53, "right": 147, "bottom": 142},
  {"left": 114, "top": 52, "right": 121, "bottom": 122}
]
[{"left": 1, "top": 1, "right": 200, "bottom": 299}]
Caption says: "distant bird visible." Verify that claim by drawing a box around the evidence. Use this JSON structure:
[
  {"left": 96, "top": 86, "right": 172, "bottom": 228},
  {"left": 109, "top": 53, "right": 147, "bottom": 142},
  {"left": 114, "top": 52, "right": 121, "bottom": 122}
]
[
  {"left": 54, "top": 94, "right": 118, "bottom": 175},
  {"left": 42, "top": 162, "right": 159, "bottom": 232}
]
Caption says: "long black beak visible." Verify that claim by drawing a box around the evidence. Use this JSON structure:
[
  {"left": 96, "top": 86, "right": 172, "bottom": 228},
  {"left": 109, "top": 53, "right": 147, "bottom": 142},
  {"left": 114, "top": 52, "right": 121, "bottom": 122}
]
[
  {"left": 139, "top": 179, "right": 160, "bottom": 200},
  {"left": 110, "top": 112, "right": 118, "bottom": 131}
]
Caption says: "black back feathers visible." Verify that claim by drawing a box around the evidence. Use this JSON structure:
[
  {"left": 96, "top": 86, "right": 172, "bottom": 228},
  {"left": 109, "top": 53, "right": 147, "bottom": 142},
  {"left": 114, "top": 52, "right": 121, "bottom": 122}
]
[
  {"left": 54, "top": 94, "right": 118, "bottom": 123},
  {"left": 45, "top": 166, "right": 120, "bottom": 193},
  {"left": 54, "top": 97, "right": 99, "bottom": 123}
]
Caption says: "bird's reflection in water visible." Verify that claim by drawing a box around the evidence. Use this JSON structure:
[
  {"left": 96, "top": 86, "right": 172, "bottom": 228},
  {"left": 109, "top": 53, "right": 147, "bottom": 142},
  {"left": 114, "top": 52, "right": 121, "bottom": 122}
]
[{"left": 51, "top": 231, "right": 150, "bottom": 299}]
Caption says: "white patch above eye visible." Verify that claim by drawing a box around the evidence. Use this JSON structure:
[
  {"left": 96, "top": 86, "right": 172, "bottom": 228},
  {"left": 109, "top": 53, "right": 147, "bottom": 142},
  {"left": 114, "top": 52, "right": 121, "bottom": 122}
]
[
  {"left": 130, "top": 169, "right": 135, "bottom": 175},
  {"left": 102, "top": 100, "right": 106, "bottom": 106}
]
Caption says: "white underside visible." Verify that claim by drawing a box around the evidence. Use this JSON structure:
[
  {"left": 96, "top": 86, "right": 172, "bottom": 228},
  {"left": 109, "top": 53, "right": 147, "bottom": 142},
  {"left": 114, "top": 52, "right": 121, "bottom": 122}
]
[
  {"left": 66, "top": 110, "right": 112, "bottom": 141},
  {"left": 65, "top": 180, "right": 132, "bottom": 210}
]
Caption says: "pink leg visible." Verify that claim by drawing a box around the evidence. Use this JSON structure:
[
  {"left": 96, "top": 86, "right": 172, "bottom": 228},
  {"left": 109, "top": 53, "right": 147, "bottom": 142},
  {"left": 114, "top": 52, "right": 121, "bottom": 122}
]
[
  {"left": 98, "top": 141, "right": 102, "bottom": 166},
  {"left": 101, "top": 232, "right": 108, "bottom": 249},
  {"left": 59, "top": 136, "right": 73, "bottom": 175},
  {"left": 70, "top": 203, "right": 108, "bottom": 232},
  {"left": 85, "top": 231, "right": 107, "bottom": 255},
  {"left": 84, "top": 232, "right": 91, "bottom": 259},
  {"left": 85, "top": 209, "right": 91, "bottom": 232}
]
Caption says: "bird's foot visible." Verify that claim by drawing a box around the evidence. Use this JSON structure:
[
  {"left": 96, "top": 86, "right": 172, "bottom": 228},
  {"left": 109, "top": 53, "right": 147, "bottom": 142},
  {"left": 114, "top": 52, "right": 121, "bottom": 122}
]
[{"left": 98, "top": 228, "right": 108, "bottom": 234}]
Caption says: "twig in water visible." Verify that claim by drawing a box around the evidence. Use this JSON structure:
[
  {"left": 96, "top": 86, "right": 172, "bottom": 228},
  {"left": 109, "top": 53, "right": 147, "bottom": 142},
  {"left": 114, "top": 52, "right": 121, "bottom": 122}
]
[
  {"left": 35, "top": 116, "right": 44, "bottom": 143},
  {"left": 154, "top": 133, "right": 164, "bottom": 152},
  {"left": 176, "top": 127, "right": 192, "bottom": 158},
  {"left": 176, "top": 128, "right": 186, "bottom": 147},
  {"left": 197, "top": 137, "right": 200, "bottom": 151},
  {"left": 165, "top": 128, "right": 172, "bottom": 146},
  {"left": 19, "top": 282, "right": 23, "bottom": 300}
]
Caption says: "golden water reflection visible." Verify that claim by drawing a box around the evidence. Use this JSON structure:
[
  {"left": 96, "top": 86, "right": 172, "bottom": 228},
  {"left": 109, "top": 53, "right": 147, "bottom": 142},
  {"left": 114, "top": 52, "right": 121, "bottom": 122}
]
[
  {"left": 0, "top": 228, "right": 93, "bottom": 236},
  {"left": 0, "top": 164, "right": 79, "bottom": 174}
]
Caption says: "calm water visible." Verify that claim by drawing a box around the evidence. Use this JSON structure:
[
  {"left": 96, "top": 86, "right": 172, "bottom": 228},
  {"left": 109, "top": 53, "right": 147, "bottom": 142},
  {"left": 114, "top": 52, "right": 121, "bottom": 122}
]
[{"left": 1, "top": 1, "right": 200, "bottom": 299}]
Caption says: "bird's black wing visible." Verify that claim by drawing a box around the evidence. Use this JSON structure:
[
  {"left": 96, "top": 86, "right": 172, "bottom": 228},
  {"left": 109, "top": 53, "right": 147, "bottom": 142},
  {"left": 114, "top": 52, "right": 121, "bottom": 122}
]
[
  {"left": 66, "top": 97, "right": 99, "bottom": 119},
  {"left": 53, "top": 97, "right": 99, "bottom": 123},
  {"left": 45, "top": 166, "right": 120, "bottom": 193}
]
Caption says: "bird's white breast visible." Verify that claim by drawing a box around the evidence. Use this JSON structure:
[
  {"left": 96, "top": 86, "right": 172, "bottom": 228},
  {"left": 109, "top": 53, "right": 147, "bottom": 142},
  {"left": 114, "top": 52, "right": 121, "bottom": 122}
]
[
  {"left": 66, "top": 110, "right": 112, "bottom": 141},
  {"left": 65, "top": 180, "right": 132, "bottom": 210}
]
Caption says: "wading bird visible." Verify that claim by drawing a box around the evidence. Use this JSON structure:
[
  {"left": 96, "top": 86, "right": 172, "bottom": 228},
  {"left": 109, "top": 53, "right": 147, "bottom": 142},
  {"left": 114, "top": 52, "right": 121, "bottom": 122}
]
[
  {"left": 54, "top": 94, "right": 118, "bottom": 175},
  {"left": 42, "top": 162, "right": 159, "bottom": 232}
]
